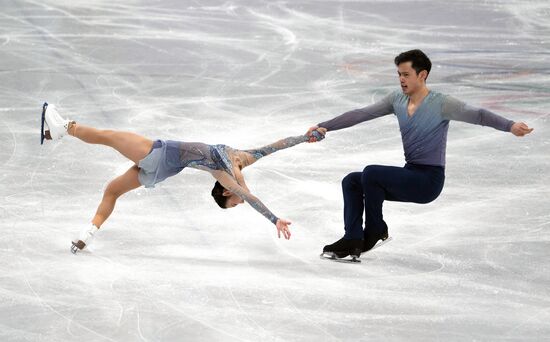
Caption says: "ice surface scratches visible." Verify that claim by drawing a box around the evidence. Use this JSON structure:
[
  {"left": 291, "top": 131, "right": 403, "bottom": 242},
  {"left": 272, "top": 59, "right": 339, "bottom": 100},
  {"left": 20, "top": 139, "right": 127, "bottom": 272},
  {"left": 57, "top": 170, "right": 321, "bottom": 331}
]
[{"left": 0, "top": 0, "right": 549, "bottom": 341}]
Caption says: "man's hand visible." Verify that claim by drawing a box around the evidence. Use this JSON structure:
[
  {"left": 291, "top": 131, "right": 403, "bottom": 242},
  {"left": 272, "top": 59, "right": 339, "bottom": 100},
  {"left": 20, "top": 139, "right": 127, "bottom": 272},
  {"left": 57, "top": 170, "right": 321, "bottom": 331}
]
[
  {"left": 511, "top": 122, "right": 534, "bottom": 137},
  {"left": 306, "top": 126, "right": 327, "bottom": 143},
  {"left": 276, "top": 218, "right": 292, "bottom": 240}
]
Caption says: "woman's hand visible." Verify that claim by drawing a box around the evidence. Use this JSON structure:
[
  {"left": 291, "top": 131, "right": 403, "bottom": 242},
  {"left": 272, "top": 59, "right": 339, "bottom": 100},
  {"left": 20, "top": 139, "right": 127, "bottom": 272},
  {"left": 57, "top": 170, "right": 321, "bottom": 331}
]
[
  {"left": 306, "top": 126, "right": 327, "bottom": 143},
  {"left": 276, "top": 218, "right": 292, "bottom": 239}
]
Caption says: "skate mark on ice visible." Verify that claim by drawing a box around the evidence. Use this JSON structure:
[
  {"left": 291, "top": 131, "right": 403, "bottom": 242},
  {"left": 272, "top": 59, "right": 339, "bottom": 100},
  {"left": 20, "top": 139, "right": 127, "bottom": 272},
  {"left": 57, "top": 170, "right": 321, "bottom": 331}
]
[
  {"left": 0, "top": 119, "right": 17, "bottom": 166},
  {"left": 247, "top": 253, "right": 341, "bottom": 341},
  {"left": 135, "top": 306, "right": 147, "bottom": 342},
  {"left": 244, "top": 19, "right": 297, "bottom": 84},
  {"left": 264, "top": 248, "right": 349, "bottom": 340},
  {"left": 482, "top": 247, "right": 508, "bottom": 273},
  {"left": 226, "top": 284, "right": 271, "bottom": 339},
  {"left": 158, "top": 299, "right": 249, "bottom": 342},
  {"left": 229, "top": 231, "right": 340, "bottom": 339},
  {"left": 355, "top": 250, "right": 446, "bottom": 279},
  {"left": 224, "top": 238, "right": 271, "bottom": 338},
  {"left": 219, "top": 216, "right": 340, "bottom": 340},
  {"left": 279, "top": 287, "right": 341, "bottom": 341},
  {"left": 503, "top": 307, "right": 550, "bottom": 338},
  {"left": 0, "top": 35, "right": 9, "bottom": 47},
  {"left": 20, "top": 259, "right": 118, "bottom": 341},
  {"left": 30, "top": 133, "right": 64, "bottom": 196},
  {"left": 223, "top": 233, "right": 313, "bottom": 339},
  {"left": 23, "top": 0, "right": 93, "bottom": 27}
]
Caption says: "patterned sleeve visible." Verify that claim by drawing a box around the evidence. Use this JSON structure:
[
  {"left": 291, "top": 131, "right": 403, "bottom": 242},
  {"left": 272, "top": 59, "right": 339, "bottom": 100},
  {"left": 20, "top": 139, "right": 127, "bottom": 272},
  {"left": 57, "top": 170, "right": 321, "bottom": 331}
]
[
  {"left": 317, "top": 91, "right": 396, "bottom": 131},
  {"left": 441, "top": 95, "right": 514, "bottom": 132},
  {"left": 243, "top": 134, "right": 311, "bottom": 164},
  {"left": 212, "top": 170, "right": 279, "bottom": 225}
]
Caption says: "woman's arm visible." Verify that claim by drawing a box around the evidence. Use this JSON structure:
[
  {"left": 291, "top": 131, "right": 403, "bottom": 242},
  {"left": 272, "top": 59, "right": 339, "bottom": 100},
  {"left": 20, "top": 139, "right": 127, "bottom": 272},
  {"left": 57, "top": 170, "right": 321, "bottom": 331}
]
[
  {"left": 240, "top": 130, "right": 325, "bottom": 168},
  {"left": 232, "top": 165, "right": 250, "bottom": 192},
  {"left": 212, "top": 170, "right": 292, "bottom": 238},
  {"left": 213, "top": 170, "right": 278, "bottom": 224}
]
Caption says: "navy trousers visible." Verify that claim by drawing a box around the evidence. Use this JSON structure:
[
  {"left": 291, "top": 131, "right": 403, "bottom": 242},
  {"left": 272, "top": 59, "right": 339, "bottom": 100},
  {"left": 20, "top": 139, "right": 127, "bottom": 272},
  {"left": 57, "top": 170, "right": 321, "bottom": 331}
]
[{"left": 342, "top": 163, "right": 445, "bottom": 240}]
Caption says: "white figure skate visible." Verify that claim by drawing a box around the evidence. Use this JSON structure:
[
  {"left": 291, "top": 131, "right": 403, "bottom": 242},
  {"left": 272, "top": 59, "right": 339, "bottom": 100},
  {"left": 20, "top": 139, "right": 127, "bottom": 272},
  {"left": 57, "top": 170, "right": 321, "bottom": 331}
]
[
  {"left": 40, "top": 102, "right": 72, "bottom": 144},
  {"left": 71, "top": 224, "right": 99, "bottom": 254}
]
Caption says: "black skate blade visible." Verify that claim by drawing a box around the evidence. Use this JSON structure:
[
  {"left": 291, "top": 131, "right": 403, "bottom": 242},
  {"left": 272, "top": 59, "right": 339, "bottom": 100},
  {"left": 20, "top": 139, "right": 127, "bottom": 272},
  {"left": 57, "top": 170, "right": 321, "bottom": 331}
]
[
  {"left": 40, "top": 102, "right": 47, "bottom": 145},
  {"left": 320, "top": 252, "right": 361, "bottom": 263}
]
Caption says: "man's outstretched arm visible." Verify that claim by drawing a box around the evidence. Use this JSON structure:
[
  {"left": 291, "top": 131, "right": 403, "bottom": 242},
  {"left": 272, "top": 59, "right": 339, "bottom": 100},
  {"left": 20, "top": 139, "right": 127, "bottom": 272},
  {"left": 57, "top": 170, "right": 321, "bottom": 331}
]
[
  {"left": 442, "top": 96, "right": 534, "bottom": 136},
  {"left": 306, "top": 92, "right": 395, "bottom": 141}
]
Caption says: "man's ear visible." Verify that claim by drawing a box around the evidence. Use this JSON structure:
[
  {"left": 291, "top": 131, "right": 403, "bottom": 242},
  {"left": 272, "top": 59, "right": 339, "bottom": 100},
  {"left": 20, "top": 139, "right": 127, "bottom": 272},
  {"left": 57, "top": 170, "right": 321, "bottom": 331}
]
[
  {"left": 418, "top": 70, "right": 428, "bottom": 82},
  {"left": 222, "top": 189, "right": 232, "bottom": 197}
]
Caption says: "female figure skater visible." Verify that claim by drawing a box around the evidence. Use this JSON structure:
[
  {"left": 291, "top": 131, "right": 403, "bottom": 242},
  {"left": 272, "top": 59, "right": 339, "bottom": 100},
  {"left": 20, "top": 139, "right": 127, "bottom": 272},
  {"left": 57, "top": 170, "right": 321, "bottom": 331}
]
[{"left": 40, "top": 103, "right": 326, "bottom": 253}]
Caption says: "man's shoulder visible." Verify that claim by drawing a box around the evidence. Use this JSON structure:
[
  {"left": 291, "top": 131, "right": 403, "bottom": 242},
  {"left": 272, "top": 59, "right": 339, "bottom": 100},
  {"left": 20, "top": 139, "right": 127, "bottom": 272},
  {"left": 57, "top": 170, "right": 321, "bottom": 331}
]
[
  {"left": 429, "top": 90, "right": 448, "bottom": 99},
  {"left": 429, "top": 91, "right": 466, "bottom": 108},
  {"left": 423, "top": 91, "right": 453, "bottom": 108},
  {"left": 383, "top": 89, "right": 404, "bottom": 103}
]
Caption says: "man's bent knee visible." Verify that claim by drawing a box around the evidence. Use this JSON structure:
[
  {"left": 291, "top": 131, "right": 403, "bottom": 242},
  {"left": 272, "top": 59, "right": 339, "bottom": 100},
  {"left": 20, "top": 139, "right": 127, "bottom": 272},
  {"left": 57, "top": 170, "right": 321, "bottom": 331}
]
[
  {"left": 342, "top": 172, "right": 361, "bottom": 189},
  {"left": 362, "top": 165, "right": 385, "bottom": 184}
]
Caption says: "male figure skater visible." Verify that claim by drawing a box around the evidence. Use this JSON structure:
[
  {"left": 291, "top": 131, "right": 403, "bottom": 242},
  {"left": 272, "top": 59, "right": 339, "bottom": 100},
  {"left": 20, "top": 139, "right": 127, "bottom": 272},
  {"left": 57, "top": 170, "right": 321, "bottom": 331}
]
[{"left": 307, "top": 49, "right": 533, "bottom": 261}]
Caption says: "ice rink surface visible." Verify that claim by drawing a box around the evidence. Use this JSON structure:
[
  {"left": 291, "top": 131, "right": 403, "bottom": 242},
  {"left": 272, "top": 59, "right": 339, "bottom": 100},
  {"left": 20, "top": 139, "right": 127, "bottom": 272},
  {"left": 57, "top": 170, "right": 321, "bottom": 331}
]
[{"left": 1, "top": 0, "right": 549, "bottom": 341}]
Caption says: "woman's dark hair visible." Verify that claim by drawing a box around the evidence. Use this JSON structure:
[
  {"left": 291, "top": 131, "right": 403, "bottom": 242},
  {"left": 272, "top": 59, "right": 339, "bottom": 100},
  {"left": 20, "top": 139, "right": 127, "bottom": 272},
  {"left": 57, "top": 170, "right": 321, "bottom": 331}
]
[
  {"left": 394, "top": 49, "right": 432, "bottom": 78},
  {"left": 211, "top": 181, "right": 228, "bottom": 209}
]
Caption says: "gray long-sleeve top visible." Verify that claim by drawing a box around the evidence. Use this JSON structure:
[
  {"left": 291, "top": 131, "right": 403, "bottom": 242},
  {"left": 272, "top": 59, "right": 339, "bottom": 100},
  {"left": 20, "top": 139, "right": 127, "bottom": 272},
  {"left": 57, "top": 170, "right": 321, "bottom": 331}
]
[{"left": 317, "top": 90, "right": 515, "bottom": 167}]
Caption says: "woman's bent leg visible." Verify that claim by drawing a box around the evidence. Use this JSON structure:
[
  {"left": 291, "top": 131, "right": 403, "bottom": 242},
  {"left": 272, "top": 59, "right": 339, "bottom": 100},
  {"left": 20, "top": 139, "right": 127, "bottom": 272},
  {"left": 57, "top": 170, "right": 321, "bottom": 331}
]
[
  {"left": 68, "top": 123, "right": 153, "bottom": 164},
  {"left": 92, "top": 165, "right": 142, "bottom": 228}
]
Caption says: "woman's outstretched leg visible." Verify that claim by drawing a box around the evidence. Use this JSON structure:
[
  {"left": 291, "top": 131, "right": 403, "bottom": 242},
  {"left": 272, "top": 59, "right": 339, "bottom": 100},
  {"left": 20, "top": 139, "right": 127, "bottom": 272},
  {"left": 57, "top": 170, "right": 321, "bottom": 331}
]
[
  {"left": 68, "top": 123, "right": 153, "bottom": 164},
  {"left": 44, "top": 105, "right": 154, "bottom": 253},
  {"left": 92, "top": 165, "right": 142, "bottom": 228},
  {"left": 72, "top": 165, "right": 141, "bottom": 253},
  {"left": 43, "top": 104, "right": 153, "bottom": 164}
]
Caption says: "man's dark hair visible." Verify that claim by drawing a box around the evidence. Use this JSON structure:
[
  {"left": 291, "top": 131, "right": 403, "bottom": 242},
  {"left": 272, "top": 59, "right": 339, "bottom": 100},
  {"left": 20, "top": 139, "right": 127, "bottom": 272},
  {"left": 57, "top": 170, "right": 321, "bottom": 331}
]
[
  {"left": 211, "top": 181, "right": 228, "bottom": 209},
  {"left": 394, "top": 49, "right": 432, "bottom": 78}
]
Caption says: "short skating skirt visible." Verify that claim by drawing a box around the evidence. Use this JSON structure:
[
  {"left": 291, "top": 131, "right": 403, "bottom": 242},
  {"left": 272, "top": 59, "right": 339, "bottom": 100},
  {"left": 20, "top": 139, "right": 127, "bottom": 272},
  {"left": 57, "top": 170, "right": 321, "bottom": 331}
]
[{"left": 137, "top": 139, "right": 185, "bottom": 188}]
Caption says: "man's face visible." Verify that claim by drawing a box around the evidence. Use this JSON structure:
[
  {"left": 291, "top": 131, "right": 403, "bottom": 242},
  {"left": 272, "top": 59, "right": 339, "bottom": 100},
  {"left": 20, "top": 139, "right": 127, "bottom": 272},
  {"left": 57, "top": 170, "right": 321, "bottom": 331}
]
[{"left": 397, "top": 62, "right": 426, "bottom": 95}]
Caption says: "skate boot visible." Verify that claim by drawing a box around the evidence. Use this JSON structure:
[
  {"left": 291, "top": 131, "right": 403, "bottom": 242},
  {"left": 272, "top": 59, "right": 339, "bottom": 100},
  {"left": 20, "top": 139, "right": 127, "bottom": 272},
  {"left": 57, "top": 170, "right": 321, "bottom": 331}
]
[
  {"left": 320, "top": 237, "right": 363, "bottom": 263},
  {"left": 363, "top": 223, "right": 391, "bottom": 253},
  {"left": 71, "top": 224, "right": 99, "bottom": 254},
  {"left": 42, "top": 103, "right": 73, "bottom": 142}
]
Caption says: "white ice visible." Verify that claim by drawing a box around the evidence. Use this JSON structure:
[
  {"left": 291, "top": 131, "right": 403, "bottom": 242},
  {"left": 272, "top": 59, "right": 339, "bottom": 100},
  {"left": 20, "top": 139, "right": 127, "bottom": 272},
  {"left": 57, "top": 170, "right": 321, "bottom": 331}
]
[{"left": 1, "top": 1, "right": 549, "bottom": 341}]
